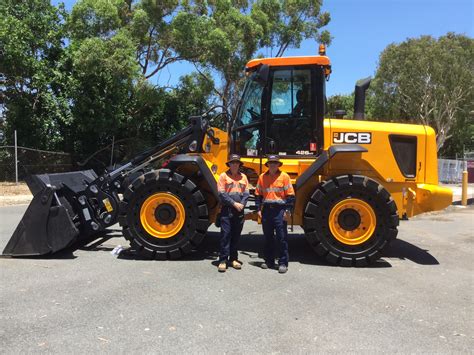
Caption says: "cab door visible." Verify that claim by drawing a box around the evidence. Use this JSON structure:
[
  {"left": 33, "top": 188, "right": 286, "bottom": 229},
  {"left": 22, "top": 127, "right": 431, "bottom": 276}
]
[{"left": 265, "top": 66, "right": 324, "bottom": 157}]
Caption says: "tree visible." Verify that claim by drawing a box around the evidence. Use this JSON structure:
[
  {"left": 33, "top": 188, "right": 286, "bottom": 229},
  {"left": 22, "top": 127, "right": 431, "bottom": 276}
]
[
  {"left": 441, "top": 109, "right": 474, "bottom": 158},
  {"left": 326, "top": 94, "right": 354, "bottom": 118},
  {"left": 326, "top": 89, "right": 375, "bottom": 120},
  {"left": 172, "top": 0, "right": 331, "bottom": 116},
  {"left": 1, "top": 0, "right": 332, "bottom": 172},
  {"left": 65, "top": 28, "right": 140, "bottom": 160},
  {"left": 0, "top": 0, "right": 69, "bottom": 150},
  {"left": 371, "top": 33, "right": 474, "bottom": 152},
  {"left": 65, "top": 0, "right": 215, "bottom": 162},
  {"left": 124, "top": 71, "right": 215, "bottom": 148},
  {"left": 253, "top": 0, "right": 331, "bottom": 57},
  {"left": 68, "top": 0, "right": 193, "bottom": 80},
  {"left": 79, "top": 72, "right": 214, "bottom": 166}
]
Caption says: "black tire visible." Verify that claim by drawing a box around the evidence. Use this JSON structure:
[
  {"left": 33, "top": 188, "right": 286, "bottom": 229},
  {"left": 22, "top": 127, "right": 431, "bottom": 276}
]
[
  {"left": 303, "top": 175, "right": 399, "bottom": 266},
  {"left": 118, "top": 169, "right": 209, "bottom": 259}
]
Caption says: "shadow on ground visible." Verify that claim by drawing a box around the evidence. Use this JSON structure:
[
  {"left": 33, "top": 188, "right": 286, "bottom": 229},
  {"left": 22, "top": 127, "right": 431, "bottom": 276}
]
[
  {"left": 2, "top": 230, "right": 439, "bottom": 267},
  {"left": 95, "top": 230, "right": 439, "bottom": 268}
]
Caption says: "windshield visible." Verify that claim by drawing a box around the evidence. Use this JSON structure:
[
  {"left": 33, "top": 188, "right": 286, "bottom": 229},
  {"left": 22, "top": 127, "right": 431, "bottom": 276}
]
[{"left": 234, "top": 76, "right": 264, "bottom": 127}]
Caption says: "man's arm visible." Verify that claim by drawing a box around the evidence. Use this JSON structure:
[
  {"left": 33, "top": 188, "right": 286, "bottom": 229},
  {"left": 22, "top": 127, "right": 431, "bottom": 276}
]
[
  {"left": 255, "top": 175, "right": 264, "bottom": 212},
  {"left": 284, "top": 174, "right": 295, "bottom": 213},
  {"left": 241, "top": 175, "right": 250, "bottom": 207},
  {"left": 285, "top": 195, "right": 295, "bottom": 213}
]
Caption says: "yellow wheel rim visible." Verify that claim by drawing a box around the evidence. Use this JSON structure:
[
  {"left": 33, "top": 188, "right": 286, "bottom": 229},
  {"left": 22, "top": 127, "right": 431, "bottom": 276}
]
[
  {"left": 328, "top": 198, "right": 376, "bottom": 246},
  {"left": 140, "top": 192, "right": 185, "bottom": 239}
]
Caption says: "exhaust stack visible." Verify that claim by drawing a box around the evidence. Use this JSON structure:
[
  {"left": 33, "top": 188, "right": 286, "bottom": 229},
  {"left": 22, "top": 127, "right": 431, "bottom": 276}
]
[{"left": 354, "top": 77, "right": 371, "bottom": 120}]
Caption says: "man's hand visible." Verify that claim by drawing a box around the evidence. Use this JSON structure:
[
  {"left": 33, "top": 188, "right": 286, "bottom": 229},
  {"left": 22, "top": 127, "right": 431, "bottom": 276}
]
[
  {"left": 257, "top": 210, "right": 262, "bottom": 219},
  {"left": 283, "top": 210, "right": 292, "bottom": 223},
  {"left": 234, "top": 202, "right": 244, "bottom": 212}
]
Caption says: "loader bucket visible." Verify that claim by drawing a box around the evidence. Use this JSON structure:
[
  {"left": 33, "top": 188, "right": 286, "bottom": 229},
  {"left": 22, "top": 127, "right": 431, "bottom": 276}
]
[{"left": 2, "top": 170, "right": 97, "bottom": 257}]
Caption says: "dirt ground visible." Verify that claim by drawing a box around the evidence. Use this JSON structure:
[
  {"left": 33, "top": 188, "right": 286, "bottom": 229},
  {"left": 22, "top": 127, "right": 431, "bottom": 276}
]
[{"left": 0, "top": 182, "right": 32, "bottom": 207}]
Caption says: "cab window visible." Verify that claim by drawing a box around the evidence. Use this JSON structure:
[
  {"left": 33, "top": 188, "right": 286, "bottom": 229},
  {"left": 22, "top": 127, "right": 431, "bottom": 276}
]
[
  {"left": 236, "top": 79, "right": 264, "bottom": 126},
  {"left": 233, "top": 78, "right": 264, "bottom": 156},
  {"left": 267, "top": 68, "right": 314, "bottom": 156}
]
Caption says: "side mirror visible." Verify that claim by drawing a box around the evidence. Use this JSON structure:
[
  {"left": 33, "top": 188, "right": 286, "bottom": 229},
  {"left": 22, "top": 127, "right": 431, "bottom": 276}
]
[
  {"left": 334, "top": 110, "right": 346, "bottom": 119},
  {"left": 253, "top": 64, "right": 269, "bottom": 84}
]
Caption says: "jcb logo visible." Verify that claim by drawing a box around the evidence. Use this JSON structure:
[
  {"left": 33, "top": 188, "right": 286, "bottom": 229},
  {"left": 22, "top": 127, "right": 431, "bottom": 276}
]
[{"left": 333, "top": 132, "right": 372, "bottom": 144}]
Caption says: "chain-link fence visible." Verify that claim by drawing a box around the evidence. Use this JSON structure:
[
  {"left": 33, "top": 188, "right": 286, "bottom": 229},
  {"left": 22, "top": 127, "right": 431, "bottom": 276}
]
[
  {"left": 0, "top": 146, "right": 73, "bottom": 181},
  {"left": 0, "top": 137, "right": 152, "bottom": 182}
]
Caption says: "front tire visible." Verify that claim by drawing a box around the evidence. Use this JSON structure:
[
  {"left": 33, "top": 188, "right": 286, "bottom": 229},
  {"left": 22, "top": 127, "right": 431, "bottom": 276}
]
[
  {"left": 118, "top": 169, "right": 209, "bottom": 259},
  {"left": 303, "top": 175, "right": 399, "bottom": 266}
]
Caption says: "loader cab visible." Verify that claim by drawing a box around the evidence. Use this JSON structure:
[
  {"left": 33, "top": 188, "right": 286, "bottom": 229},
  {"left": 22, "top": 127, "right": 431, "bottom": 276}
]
[{"left": 232, "top": 56, "right": 329, "bottom": 158}]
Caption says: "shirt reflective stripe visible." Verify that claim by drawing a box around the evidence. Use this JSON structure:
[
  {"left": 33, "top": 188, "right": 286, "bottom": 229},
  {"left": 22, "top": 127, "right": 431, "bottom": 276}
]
[
  {"left": 263, "top": 185, "right": 291, "bottom": 193},
  {"left": 262, "top": 198, "right": 286, "bottom": 204},
  {"left": 255, "top": 171, "right": 295, "bottom": 203},
  {"left": 217, "top": 172, "right": 249, "bottom": 194}
]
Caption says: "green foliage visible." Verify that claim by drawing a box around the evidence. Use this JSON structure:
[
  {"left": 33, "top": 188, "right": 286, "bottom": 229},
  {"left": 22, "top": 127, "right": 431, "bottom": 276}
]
[
  {"left": 253, "top": 0, "right": 331, "bottom": 55},
  {"left": 442, "top": 111, "right": 474, "bottom": 158},
  {"left": 172, "top": 0, "right": 331, "bottom": 114},
  {"left": 371, "top": 33, "right": 474, "bottom": 153},
  {"left": 326, "top": 90, "right": 376, "bottom": 120},
  {"left": 127, "top": 72, "right": 214, "bottom": 143},
  {"left": 68, "top": 0, "right": 124, "bottom": 40},
  {"left": 66, "top": 30, "right": 139, "bottom": 159},
  {"left": 326, "top": 94, "right": 354, "bottom": 118},
  {"left": 1, "top": 0, "right": 331, "bottom": 170},
  {"left": 0, "top": 0, "right": 69, "bottom": 150}
]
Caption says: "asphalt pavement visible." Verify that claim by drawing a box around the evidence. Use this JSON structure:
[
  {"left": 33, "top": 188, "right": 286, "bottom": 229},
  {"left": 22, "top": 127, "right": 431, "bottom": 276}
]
[{"left": 0, "top": 204, "right": 473, "bottom": 353}]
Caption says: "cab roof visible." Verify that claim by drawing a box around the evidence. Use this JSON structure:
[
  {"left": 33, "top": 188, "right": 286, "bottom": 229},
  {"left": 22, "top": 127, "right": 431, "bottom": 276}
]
[{"left": 245, "top": 55, "right": 331, "bottom": 70}]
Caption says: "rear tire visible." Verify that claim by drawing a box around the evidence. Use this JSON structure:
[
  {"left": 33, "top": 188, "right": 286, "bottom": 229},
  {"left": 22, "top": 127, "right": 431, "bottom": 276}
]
[
  {"left": 118, "top": 169, "right": 209, "bottom": 259},
  {"left": 303, "top": 175, "right": 399, "bottom": 266}
]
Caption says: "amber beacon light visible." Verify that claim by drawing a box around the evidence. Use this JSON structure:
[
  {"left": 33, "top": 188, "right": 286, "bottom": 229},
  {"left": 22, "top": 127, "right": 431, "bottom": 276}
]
[{"left": 319, "top": 44, "right": 326, "bottom": 55}]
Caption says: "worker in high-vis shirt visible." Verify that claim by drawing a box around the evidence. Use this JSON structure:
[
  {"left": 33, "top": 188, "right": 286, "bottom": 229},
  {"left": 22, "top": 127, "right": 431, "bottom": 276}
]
[
  {"left": 255, "top": 155, "right": 295, "bottom": 274},
  {"left": 217, "top": 154, "right": 249, "bottom": 272}
]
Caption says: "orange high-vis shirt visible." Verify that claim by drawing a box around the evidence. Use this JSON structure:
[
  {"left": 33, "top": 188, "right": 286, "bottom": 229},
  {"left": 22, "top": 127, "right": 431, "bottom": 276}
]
[
  {"left": 217, "top": 171, "right": 250, "bottom": 207},
  {"left": 255, "top": 170, "right": 295, "bottom": 205}
]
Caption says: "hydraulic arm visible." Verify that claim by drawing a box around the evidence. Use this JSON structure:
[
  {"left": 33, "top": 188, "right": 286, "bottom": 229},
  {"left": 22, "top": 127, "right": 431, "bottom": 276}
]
[{"left": 3, "top": 116, "right": 211, "bottom": 256}]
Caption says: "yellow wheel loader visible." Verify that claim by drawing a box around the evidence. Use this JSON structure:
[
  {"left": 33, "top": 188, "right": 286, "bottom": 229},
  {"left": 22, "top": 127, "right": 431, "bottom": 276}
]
[{"left": 3, "top": 47, "right": 452, "bottom": 266}]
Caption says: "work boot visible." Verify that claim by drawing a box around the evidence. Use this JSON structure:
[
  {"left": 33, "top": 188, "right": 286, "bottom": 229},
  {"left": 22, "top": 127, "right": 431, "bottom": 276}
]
[
  {"left": 261, "top": 262, "right": 274, "bottom": 270},
  {"left": 278, "top": 265, "right": 288, "bottom": 274},
  {"left": 231, "top": 260, "right": 242, "bottom": 270},
  {"left": 218, "top": 262, "right": 227, "bottom": 272}
]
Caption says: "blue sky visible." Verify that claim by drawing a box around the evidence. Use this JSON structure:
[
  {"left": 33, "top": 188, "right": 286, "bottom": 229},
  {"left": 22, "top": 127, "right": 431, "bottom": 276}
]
[
  {"left": 321, "top": 0, "right": 473, "bottom": 95},
  {"left": 55, "top": 0, "right": 473, "bottom": 96}
]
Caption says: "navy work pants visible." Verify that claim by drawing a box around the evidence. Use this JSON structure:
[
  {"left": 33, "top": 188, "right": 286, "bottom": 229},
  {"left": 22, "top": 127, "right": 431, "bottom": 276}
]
[
  {"left": 219, "top": 208, "right": 244, "bottom": 262},
  {"left": 262, "top": 205, "right": 289, "bottom": 266}
]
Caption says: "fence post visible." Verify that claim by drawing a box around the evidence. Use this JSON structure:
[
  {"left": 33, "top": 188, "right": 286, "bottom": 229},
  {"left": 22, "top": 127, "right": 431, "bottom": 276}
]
[
  {"left": 462, "top": 170, "right": 468, "bottom": 206},
  {"left": 14, "top": 129, "right": 18, "bottom": 185}
]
